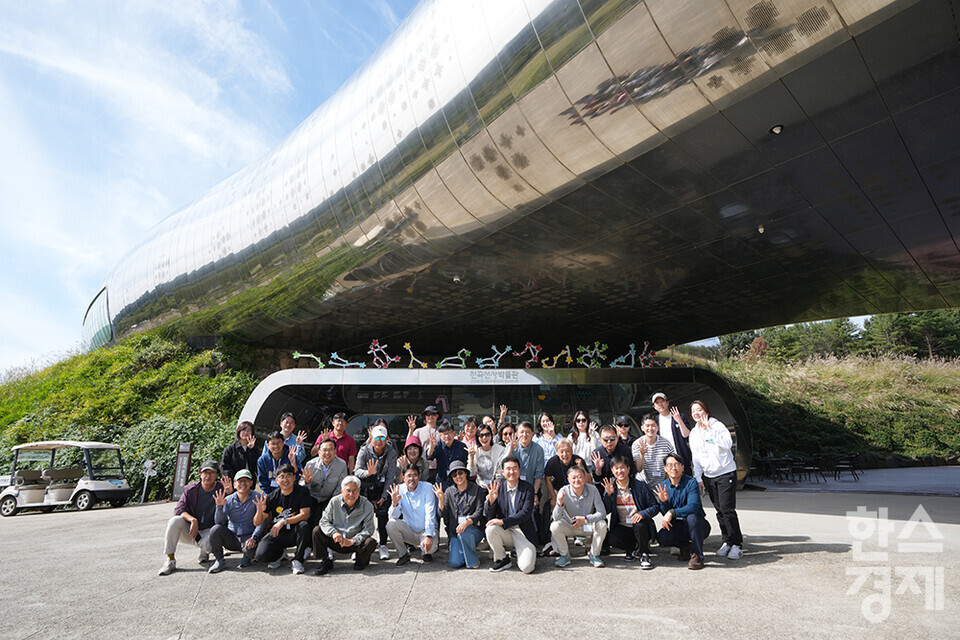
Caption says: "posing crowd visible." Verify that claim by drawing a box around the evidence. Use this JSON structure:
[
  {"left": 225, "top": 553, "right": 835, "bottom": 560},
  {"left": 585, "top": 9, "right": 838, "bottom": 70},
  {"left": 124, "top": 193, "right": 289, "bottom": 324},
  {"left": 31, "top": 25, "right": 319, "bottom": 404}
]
[{"left": 158, "top": 392, "right": 743, "bottom": 577}]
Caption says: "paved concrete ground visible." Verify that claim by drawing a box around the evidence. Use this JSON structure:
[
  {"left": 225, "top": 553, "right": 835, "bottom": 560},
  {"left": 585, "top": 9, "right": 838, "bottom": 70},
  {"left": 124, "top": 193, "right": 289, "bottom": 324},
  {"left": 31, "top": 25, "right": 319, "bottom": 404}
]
[
  {"left": 1, "top": 470, "right": 956, "bottom": 639},
  {"left": 749, "top": 466, "right": 960, "bottom": 497}
]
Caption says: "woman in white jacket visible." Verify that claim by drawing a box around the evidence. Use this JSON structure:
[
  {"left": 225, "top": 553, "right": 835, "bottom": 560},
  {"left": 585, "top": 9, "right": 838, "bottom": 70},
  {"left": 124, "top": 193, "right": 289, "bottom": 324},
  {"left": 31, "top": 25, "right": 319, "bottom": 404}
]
[{"left": 689, "top": 399, "right": 743, "bottom": 560}]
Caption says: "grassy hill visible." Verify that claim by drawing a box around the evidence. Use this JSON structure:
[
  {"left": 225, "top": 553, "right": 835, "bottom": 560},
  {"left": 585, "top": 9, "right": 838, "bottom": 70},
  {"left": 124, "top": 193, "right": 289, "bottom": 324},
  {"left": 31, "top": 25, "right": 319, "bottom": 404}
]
[
  {"left": 2, "top": 335, "right": 957, "bottom": 501},
  {"left": 715, "top": 356, "right": 960, "bottom": 465}
]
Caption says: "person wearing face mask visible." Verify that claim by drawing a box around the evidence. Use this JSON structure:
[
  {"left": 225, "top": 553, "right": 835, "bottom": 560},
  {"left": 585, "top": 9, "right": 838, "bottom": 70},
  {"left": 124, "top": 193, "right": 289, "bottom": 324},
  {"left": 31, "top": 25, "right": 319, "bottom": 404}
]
[{"left": 688, "top": 399, "right": 743, "bottom": 561}]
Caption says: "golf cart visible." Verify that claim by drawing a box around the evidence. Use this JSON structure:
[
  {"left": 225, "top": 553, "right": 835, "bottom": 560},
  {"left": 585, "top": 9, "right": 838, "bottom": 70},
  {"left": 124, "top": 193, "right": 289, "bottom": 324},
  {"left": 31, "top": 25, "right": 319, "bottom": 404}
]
[{"left": 0, "top": 440, "right": 132, "bottom": 516}]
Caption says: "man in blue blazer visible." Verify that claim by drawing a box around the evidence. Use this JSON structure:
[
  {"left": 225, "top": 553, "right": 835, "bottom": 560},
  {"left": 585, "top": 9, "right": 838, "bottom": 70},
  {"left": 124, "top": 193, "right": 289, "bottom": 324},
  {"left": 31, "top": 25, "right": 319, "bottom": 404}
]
[{"left": 484, "top": 456, "right": 537, "bottom": 574}]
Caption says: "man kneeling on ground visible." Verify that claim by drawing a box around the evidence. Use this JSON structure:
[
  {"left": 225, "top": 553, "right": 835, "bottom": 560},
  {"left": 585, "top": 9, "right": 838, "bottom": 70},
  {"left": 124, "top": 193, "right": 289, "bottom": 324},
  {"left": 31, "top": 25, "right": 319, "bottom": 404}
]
[
  {"left": 654, "top": 453, "right": 711, "bottom": 570},
  {"left": 484, "top": 456, "right": 537, "bottom": 574},
  {"left": 312, "top": 475, "right": 377, "bottom": 575},
  {"left": 207, "top": 469, "right": 260, "bottom": 573},
  {"left": 159, "top": 460, "right": 226, "bottom": 575},
  {"left": 550, "top": 464, "right": 608, "bottom": 568},
  {"left": 386, "top": 464, "right": 437, "bottom": 566},
  {"left": 253, "top": 463, "right": 312, "bottom": 574},
  {"left": 601, "top": 456, "right": 659, "bottom": 569}
]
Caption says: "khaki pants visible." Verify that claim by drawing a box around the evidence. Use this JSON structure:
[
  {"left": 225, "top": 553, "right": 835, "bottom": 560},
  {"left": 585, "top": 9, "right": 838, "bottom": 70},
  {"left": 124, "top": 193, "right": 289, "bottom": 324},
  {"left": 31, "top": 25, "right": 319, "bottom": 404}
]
[
  {"left": 484, "top": 524, "right": 536, "bottom": 574},
  {"left": 385, "top": 519, "right": 433, "bottom": 556},
  {"left": 163, "top": 516, "right": 212, "bottom": 556},
  {"left": 550, "top": 518, "right": 608, "bottom": 557}
]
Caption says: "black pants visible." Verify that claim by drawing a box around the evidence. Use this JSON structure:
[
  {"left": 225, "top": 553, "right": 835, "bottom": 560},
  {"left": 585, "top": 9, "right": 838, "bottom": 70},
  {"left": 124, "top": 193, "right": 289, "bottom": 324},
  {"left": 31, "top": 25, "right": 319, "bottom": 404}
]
[
  {"left": 312, "top": 529, "right": 378, "bottom": 567},
  {"left": 607, "top": 521, "right": 652, "bottom": 555},
  {"left": 704, "top": 471, "right": 743, "bottom": 546},
  {"left": 255, "top": 520, "right": 311, "bottom": 563},
  {"left": 373, "top": 499, "right": 390, "bottom": 545},
  {"left": 306, "top": 497, "right": 331, "bottom": 531},
  {"left": 207, "top": 524, "right": 253, "bottom": 561}
]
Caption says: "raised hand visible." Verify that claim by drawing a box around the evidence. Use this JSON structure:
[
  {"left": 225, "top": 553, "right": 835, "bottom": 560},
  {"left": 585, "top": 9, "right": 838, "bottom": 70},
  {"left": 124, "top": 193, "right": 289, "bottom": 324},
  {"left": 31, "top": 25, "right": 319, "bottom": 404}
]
[
  {"left": 296, "top": 430, "right": 308, "bottom": 446},
  {"left": 591, "top": 451, "right": 604, "bottom": 473},
  {"left": 406, "top": 415, "right": 417, "bottom": 433},
  {"left": 214, "top": 488, "right": 227, "bottom": 507},
  {"left": 366, "top": 458, "right": 378, "bottom": 477},
  {"left": 504, "top": 432, "right": 517, "bottom": 451},
  {"left": 639, "top": 440, "right": 648, "bottom": 456},
  {"left": 499, "top": 404, "right": 508, "bottom": 419},
  {"left": 288, "top": 447, "right": 298, "bottom": 466},
  {"left": 670, "top": 406, "right": 689, "bottom": 427},
  {"left": 429, "top": 431, "right": 438, "bottom": 447},
  {"left": 432, "top": 482, "right": 445, "bottom": 510},
  {"left": 254, "top": 492, "right": 267, "bottom": 513},
  {"left": 389, "top": 484, "right": 402, "bottom": 507},
  {"left": 221, "top": 475, "right": 233, "bottom": 494},
  {"left": 319, "top": 428, "right": 333, "bottom": 442},
  {"left": 487, "top": 480, "right": 500, "bottom": 504},
  {"left": 467, "top": 441, "right": 477, "bottom": 457},
  {"left": 556, "top": 489, "right": 565, "bottom": 508},
  {"left": 601, "top": 477, "right": 614, "bottom": 496},
  {"left": 654, "top": 482, "right": 670, "bottom": 503},
  {"left": 301, "top": 465, "right": 314, "bottom": 484},
  {"left": 244, "top": 431, "right": 257, "bottom": 448}
]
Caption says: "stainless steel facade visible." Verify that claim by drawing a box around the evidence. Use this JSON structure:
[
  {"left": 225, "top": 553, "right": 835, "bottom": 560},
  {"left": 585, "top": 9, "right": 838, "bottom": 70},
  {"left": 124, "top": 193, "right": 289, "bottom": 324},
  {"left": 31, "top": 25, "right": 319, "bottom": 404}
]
[{"left": 84, "top": 0, "right": 960, "bottom": 356}]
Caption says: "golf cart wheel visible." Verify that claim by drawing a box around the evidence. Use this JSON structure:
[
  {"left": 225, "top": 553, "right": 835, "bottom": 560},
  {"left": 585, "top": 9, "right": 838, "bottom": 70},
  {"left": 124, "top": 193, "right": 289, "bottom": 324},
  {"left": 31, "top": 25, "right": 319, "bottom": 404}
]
[
  {"left": 109, "top": 498, "right": 127, "bottom": 508},
  {"left": 0, "top": 495, "right": 18, "bottom": 517},
  {"left": 74, "top": 490, "right": 94, "bottom": 511}
]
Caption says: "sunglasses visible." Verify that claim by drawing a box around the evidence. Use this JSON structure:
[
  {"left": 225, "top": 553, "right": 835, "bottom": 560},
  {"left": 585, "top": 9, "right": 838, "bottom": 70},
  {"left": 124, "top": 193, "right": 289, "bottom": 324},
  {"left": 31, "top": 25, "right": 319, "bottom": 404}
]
[
  {"left": 617, "top": 423, "right": 630, "bottom": 428},
  {"left": 601, "top": 436, "right": 617, "bottom": 442},
  {"left": 575, "top": 418, "right": 587, "bottom": 423},
  {"left": 478, "top": 432, "right": 492, "bottom": 438},
  {"left": 374, "top": 436, "right": 387, "bottom": 441},
  {"left": 451, "top": 470, "right": 467, "bottom": 476}
]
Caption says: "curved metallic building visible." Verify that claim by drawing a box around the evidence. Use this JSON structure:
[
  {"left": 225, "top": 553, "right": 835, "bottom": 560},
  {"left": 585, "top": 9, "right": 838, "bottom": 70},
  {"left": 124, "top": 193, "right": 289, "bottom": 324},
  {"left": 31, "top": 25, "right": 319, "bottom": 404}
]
[{"left": 84, "top": 0, "right": 960, "bottom": 355}]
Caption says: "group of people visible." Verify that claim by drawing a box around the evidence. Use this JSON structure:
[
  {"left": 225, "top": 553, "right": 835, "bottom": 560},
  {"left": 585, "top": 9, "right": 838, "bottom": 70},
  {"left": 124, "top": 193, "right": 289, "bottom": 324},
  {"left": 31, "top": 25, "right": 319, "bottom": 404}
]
[{"left": 159, "top": 392, "right": 743, "bottom": 577}]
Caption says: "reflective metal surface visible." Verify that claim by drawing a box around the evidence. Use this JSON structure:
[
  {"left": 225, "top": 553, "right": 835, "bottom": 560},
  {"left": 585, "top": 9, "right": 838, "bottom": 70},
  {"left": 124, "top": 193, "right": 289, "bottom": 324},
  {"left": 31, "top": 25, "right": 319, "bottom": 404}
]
[{"left": 84, "top": 0, "right": 960, "bottom": 355}]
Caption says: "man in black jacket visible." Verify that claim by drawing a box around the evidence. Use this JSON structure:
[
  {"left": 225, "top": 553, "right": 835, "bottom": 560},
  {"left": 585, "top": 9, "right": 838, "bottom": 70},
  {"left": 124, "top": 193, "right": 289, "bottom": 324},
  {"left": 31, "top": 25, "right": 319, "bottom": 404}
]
[
  {"left": 601, "top": 456, "right": 659, "bottom": 568},
  {"left": 483, "top": 456, "right": 537, "bottom": 574}
]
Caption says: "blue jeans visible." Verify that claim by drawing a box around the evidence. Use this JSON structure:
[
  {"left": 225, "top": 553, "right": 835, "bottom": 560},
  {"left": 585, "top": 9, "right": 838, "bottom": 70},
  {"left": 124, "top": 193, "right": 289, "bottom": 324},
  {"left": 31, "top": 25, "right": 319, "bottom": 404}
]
[{"left": 447, "top": 524, "right": 483, "bottom": 568}]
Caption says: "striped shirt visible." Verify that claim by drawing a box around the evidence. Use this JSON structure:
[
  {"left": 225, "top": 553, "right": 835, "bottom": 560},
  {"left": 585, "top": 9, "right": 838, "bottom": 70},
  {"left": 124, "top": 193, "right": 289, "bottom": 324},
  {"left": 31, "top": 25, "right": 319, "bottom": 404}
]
[{"left": 632, "top": 436, "right": 675, "bottom": 486}]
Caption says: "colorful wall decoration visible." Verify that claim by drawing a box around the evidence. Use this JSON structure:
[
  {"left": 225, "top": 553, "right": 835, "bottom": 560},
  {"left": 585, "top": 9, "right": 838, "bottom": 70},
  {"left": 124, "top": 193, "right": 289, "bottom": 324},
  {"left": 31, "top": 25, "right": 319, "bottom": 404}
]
[{"left": 294, "top": 339, "right": 695, "bottom": 370}]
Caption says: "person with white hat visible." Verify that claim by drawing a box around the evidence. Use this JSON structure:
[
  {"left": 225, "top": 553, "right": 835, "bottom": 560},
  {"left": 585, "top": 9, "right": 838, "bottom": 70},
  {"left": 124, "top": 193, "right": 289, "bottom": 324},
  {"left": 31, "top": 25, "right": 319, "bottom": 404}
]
[
  {"left": 651, "top": 392, "right": 693, "bottom": 472},
  {"left": 354, "top": 420, "right": 398, "bottom": 560}
]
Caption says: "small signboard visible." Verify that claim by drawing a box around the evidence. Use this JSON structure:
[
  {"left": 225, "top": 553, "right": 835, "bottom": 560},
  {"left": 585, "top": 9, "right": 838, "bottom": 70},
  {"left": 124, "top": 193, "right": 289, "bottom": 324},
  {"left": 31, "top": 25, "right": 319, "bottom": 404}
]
[{"left": 171, "top": 442, "right": 193, "bottom": 501}]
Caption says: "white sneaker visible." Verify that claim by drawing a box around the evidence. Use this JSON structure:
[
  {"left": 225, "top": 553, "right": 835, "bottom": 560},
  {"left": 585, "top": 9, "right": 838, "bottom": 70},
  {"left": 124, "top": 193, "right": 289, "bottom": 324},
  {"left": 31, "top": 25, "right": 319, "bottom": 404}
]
[
  {"left": 717, "top": 542, "right": 731, "bottom": 557},
  {"left": 198, "top": 551, "right": 210, "bottom": 564},
  {"left": 267, "top": 551, "right": 286, "bottom": 570},
  {"left": 158, "top": 557, "right": 176, "bottom": 576},
  {"left": 304, "top": 546, "right": 312, "bottom": 560},
  {"left": 379, "top": 545, "right": 390, "bottom": 560},
  {"left": 291, "top": 560, "right": 305, "bottom": 574},
  {"left": 727, "top": 545, "right": 743, "bottom": 560}
]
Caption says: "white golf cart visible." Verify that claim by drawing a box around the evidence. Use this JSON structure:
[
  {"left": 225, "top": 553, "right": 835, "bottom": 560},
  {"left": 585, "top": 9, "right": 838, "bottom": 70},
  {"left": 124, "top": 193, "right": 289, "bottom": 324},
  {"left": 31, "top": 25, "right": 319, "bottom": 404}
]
[{"left": 0, "top": 440, "right": 132, "bottom": 516}]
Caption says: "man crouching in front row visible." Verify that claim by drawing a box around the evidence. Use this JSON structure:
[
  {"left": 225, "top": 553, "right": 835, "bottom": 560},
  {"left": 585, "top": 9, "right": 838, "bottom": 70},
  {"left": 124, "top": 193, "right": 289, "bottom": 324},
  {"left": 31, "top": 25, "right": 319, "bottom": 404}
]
[
  {"left": 311, "top": 475, "right": 377, "bottom": 575},
  {"left": 252, "top": 463, "right": 312, "bottom": 574}
]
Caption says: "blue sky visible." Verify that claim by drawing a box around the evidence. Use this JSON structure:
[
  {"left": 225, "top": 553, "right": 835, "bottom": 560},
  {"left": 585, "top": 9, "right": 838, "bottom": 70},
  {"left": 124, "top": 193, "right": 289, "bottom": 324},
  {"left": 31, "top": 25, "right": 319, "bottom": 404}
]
[{"left": 0, "top": 0, "right": 418, "bottom": 373}]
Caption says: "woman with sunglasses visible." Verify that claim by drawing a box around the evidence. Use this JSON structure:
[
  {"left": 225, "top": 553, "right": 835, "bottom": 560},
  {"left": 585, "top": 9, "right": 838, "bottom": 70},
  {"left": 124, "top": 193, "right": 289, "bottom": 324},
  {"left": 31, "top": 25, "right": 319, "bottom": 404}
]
[
  {"left": 468, "top": 424, "right": 505, "bottom": 489},
  {"left": 435, "top": 460, "right": 485, "bottom": 568},
  {"left": 568, "top": 410, "right": 600, "bottom": 473},
  {"left": 354, "top": 419, "right": 398, "bottom": 561}
]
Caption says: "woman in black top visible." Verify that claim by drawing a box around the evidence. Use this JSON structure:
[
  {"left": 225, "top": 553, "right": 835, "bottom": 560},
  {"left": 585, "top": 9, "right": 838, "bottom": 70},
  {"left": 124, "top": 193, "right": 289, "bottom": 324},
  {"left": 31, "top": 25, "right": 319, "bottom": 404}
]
[{"left": 221, "top": 421, "right": 260, "bottom": 486}]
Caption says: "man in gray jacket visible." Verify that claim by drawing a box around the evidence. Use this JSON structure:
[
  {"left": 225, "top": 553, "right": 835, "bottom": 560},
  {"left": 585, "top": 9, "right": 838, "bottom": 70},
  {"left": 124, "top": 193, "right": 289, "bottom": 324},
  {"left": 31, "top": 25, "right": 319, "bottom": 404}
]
[
  {"left": 354, "top": 424, "right": 398, "bottom": 560},
  {"left": 302, "top": 439, "right": 348, "bottom": 530},
  {"left": 312, "top": 476, "right": 377, "bottom": 574},
  {"left": 550, "top": 465, "right": 608, "bottom": 568}
]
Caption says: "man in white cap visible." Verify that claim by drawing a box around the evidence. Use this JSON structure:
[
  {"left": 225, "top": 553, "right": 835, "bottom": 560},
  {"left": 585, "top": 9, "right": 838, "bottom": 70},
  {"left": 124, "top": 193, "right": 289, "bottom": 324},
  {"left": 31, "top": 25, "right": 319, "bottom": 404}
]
[
  {"left": 354, "top": 423, "right": 398, "bottom": 560},
  {"left": 651, "top": 392, "right": 693, "bottom": 471}
]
